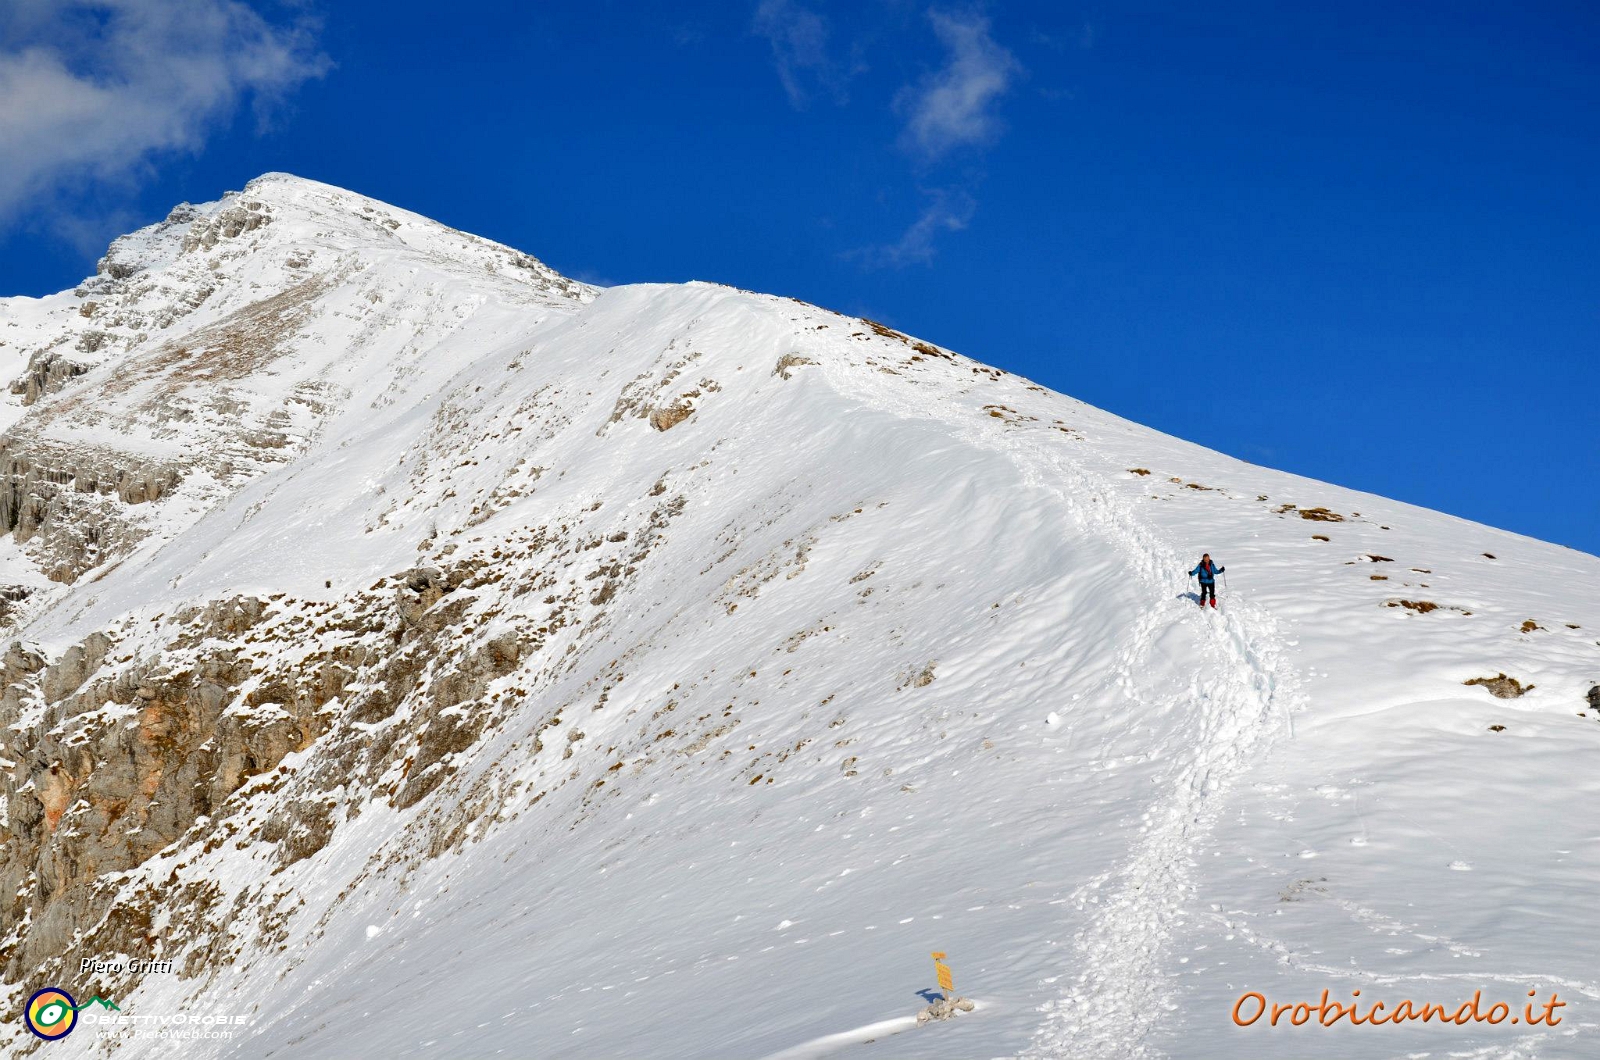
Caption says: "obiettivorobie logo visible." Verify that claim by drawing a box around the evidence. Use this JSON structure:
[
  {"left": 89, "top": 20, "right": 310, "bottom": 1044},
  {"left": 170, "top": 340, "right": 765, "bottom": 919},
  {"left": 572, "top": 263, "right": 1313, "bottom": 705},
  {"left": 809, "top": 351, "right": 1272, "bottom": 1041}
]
[{"left": 24, "top": 987, "right": 119, "bottom": 1042}]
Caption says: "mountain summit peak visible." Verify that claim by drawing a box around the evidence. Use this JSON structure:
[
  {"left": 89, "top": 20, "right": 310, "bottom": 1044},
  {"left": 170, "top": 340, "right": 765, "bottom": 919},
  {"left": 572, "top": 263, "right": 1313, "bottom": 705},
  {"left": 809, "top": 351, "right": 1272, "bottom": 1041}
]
[
  {"left": 84, "top": 173, "right": 583, "bottom": 299},
  {"left": 2, "top": 176, "right": 1597, "bottom": 1060}
]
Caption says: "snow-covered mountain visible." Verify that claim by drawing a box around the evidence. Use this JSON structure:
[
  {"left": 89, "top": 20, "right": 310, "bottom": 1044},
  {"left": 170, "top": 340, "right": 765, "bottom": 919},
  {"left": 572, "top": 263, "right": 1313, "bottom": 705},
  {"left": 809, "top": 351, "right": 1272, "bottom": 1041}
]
[{"left": 2, "top": 174, "right": 1596, "bottom": 1059}]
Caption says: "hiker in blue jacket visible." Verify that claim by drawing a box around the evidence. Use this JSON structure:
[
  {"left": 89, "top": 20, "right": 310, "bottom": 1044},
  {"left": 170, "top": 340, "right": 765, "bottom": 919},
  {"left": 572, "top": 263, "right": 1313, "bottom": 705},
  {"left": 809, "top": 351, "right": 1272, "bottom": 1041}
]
[{"left": 1189, "top": 554, "right": 1224, "bottom": 608}]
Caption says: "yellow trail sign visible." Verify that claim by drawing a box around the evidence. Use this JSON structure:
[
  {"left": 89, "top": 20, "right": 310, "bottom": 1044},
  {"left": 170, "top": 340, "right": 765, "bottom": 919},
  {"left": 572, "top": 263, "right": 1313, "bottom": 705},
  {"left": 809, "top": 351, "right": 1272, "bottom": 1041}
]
[{"left": 931, "top": 951, "right": 954, "bottom": 994}]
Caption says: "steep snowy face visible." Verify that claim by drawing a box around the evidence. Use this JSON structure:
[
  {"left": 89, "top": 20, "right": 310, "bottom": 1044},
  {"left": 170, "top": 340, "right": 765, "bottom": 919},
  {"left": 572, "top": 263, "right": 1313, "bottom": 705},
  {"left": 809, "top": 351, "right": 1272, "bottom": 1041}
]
[
  {"left": 2, "top": 178, "right": 1599, "bottom": 1060},
  {"left": 0, "top": 173, "right": 589, "bottom": 589}
]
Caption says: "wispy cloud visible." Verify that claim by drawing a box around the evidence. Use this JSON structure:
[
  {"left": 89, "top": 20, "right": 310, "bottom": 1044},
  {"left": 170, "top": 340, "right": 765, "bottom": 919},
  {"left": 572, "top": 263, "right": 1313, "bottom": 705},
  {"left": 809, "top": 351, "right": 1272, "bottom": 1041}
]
[
  {"left": 47, "top": 205, "right": 146, "bottom": 258},
  {"left": 752, "top": 0, "right": 856, "bottom": 108},
  {"left": 0, "top": 0, "right": 329, "bottom": 225},
  {"left": 855, "top": 8, "right": 1021, "bottom": 267},
  {"left": 897, "top": 9, "right": 1022, "bottom": 159},
  {"left": 849, "top": 187, "right": 975, "bottom": 268}
]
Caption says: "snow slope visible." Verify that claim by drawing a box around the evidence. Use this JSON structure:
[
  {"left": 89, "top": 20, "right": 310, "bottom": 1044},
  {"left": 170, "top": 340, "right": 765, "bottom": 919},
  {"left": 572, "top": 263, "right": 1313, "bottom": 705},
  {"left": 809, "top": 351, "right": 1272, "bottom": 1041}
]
[{"left": 2, "top": 176, "right": 1597, "bottom": 1059}]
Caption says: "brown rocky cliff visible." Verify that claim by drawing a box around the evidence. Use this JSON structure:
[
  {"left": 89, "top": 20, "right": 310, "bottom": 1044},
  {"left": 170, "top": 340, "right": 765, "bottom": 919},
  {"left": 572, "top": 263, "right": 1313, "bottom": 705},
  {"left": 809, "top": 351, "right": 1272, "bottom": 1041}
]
[{"left": 0, "top": 548, "right": 551, "bottom": 1007}]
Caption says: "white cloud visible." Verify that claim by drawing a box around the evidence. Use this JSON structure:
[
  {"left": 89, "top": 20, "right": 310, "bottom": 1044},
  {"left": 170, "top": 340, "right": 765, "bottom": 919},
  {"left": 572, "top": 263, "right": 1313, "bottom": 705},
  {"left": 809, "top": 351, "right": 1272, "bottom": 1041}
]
[
  {"left": 851, "top": 188, "right": 975, "bottom": 268},
  {"left": 852, "top": 8, "right": 1020, "bottom": 266},
  {"left": 752, "top": 0, "right": 854, "bottom": 108},
  {"left": 897, "top": 9, "right": 1020, "bottom": 159},
  {"left": 0, "top": 0, "right": 328, "bottom": 222}
]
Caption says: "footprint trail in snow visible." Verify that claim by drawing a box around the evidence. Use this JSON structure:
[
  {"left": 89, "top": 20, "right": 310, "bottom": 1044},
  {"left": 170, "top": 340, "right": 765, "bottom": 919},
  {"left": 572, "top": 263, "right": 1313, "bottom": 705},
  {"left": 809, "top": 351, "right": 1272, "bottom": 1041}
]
[{"left": 825, "top": 358, "right": 1303, "bottom": 1060}]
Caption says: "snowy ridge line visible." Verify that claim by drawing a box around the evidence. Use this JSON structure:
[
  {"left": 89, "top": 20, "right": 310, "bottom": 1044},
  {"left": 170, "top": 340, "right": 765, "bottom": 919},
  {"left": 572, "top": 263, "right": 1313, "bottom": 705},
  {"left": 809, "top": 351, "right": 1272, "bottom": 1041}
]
[{"left": 816, "top": 354, "right": 1303, "bottom": 1058}]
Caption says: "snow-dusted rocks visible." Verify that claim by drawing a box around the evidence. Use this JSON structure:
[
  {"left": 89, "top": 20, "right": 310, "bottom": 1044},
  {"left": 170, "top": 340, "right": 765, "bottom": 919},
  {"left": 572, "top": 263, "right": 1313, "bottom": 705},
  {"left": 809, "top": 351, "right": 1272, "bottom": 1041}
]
[
  {"left": 1, "top": 175, "right": 1597, "bottom": 1059},
  {"left": 0, "top": 174, "right": 589, "bottom": 591}
]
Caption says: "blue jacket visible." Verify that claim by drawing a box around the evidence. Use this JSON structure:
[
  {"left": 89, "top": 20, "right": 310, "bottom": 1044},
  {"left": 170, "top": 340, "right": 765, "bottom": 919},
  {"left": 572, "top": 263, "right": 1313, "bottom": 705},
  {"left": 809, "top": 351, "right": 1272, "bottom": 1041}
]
[{"left": 1189, "top": 559, "right": 1224, "bottom": 584}]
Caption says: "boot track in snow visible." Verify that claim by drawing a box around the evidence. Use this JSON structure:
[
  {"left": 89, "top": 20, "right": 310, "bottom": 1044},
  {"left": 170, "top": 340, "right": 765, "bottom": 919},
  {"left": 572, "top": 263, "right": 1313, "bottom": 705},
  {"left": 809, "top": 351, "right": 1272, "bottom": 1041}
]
[{"left": 823, "top": 357, "right": 1304, "bottom": 1059}]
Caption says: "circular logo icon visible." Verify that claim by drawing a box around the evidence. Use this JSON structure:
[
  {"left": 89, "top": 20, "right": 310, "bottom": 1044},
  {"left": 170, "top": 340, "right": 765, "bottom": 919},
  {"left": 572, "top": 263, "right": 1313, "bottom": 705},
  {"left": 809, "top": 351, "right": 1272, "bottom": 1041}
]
[{"left": 25, "top": 987, "right": 78, "bottom": 1041}]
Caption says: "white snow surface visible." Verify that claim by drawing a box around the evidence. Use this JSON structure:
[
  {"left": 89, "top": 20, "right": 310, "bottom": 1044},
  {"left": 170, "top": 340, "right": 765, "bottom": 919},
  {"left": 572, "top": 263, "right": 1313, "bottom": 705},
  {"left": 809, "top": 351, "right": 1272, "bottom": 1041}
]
[{"left": 2, "top": 174, "right": 1598, "bottom": 1059}]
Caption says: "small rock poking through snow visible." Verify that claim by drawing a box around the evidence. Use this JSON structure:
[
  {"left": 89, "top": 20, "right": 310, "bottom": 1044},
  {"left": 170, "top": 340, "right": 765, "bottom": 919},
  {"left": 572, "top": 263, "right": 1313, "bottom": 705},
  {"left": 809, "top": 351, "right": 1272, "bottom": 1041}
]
[{"left": 916, "top": 996, "right": 976, "bottom": 1024}]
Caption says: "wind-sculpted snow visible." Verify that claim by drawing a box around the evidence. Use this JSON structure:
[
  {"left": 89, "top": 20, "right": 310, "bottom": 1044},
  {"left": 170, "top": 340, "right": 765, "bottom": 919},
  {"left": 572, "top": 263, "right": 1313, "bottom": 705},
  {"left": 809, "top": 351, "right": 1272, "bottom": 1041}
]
[{"left": 1, "top": 177, "right": 1598, "bottom": 1059}]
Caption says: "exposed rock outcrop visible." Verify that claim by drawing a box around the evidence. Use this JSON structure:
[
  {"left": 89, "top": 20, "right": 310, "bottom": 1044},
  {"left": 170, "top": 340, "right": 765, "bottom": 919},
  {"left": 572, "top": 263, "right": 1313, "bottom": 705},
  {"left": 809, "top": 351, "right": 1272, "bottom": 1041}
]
[
  {"left": 916, "top": 995, "right": 977, "bottom": 1023},
  {"left": 181, "top": 200, "right": 272, "bottom": 254},
  {"left": 0, "top": 537, "right": 558, "bottom": 1001},
  {"left": 0, "top": 440, "right": 181, "bottom": 582},
  {"left": 0, "top": 453, "right": 693, "bottom": 1008},
  {"left": 9, "top": 352, "right": 91, "bottom": 406},
  {"left": 1463, "top": 673, "right": 1533, "bottom": 699},
  {"left": 0, "top": 587, "right": 30, "bottom": 627}
]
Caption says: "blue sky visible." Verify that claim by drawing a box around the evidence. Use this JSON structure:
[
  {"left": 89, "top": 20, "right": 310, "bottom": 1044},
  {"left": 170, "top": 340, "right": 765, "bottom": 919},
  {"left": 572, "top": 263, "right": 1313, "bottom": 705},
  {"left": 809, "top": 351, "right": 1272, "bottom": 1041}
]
[{"left": 2, "top": 1, "right": 1596, "bottom": 554}]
